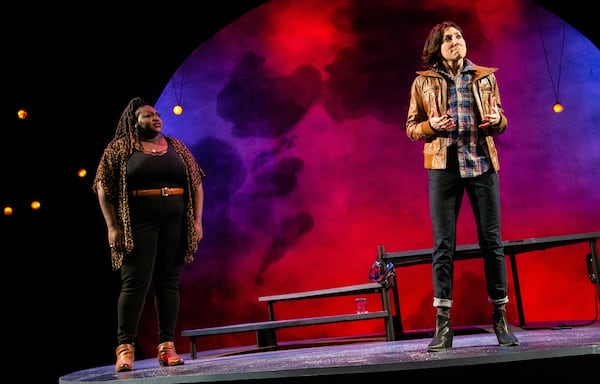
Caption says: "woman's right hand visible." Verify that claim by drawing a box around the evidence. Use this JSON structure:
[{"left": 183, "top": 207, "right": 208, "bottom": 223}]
[
  {"left": 429, "top": 110, "right": 455, "bottom": 132},
  {"left": 107, "top": 226, "right": 124, "bottom": 251}
]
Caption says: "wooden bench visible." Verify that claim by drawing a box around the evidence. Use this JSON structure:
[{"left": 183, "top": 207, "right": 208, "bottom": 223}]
[
  {"left": 378, "top": 231, "right": 600, "bottom": 334},
  {"left": 182, "top": 310, "right": 390, "bottom": 359},
  {"left": 259, "top": 282, "right": 396, "bottom": 340},
  {"left": 182, "top": 282, "right": 396, "bottom": 359}
]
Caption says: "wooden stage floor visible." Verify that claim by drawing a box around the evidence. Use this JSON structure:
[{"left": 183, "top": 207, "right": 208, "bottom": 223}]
[{"left": 60, "top": 322, "right": 600, "bottom": 383}]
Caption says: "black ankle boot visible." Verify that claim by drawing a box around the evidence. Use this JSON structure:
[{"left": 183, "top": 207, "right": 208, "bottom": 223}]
[
  {"left": 493, "top": 308, "right": 519, "bottom": 346},
  {"left": 427, "top": 314, "right": 453, "bottom": 352}
]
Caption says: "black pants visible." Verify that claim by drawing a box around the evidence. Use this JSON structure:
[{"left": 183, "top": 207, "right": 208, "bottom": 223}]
[
  {"left": 117, "top": 195, "right": 186, "bottom": 346},
  {"left": 428, "top": 149, "right": 508, "bottom": 309}
]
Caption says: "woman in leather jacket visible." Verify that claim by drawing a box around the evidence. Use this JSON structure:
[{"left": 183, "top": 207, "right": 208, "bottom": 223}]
[{"left": 406, "top": 21, "right": 519, "bottom": 352}]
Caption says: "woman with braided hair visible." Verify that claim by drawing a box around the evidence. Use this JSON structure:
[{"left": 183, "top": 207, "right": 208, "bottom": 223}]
[{"left": 93, "top": 97, "right": 206, "bottom": 372}]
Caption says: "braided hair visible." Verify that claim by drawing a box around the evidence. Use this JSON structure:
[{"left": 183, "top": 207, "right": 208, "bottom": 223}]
[{"left": 113, "top": 97, "right": 150, "bottom": 155}]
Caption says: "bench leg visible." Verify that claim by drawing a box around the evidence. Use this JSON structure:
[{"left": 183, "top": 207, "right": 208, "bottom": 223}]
[
  {"left": 256, "top": 329, "right": 277, "bottom": 347},
  {"left": 388, "top": 274, "right": 403, "bottom": 336},
  {"left": 591, "top": 239, "right": 600, "bottom": 303},
  {"left": 380, "top": 286, "right": 396, "bottom": 341},
  {"left": 189, "top": 336, "right": 197, "bottom": 360},
  {"left": 379, "top": 246, "right": 403, "bottom": 336}
]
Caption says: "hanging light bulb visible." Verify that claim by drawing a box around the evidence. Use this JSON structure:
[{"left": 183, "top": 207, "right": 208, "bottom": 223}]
[
  {"left": 170, "top": 69, "right": 185, "bottom": 116},
  {"left": 553, "top": 101, "right": 564, "bottom": 113},
  {"left": 536, "top": 7, "right": 565, "bottom": 116}
]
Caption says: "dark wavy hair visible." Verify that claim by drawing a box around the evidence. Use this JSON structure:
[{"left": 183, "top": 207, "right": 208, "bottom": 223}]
[
  {"left": 113, "top": 97, "right": 150, "bottom": 155},
  {"left": 421, "top": 20, "right": 463, "bottom": 70}
]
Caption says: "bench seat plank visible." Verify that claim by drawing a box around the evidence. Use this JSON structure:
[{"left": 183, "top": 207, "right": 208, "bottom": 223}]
[
  {"left": 183, "top": 311, "right": 389, "bottom": 336},
  {"left": 258, "top": 282, "right": 384, "bottom": 302},
  {"left": 183, "top": 311, "right": 390, "bottom": 359}
]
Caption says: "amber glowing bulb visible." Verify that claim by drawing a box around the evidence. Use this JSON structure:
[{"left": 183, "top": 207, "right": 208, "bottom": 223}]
[{"left": 553, "top": 102, "right": 564, "bottom": 113}]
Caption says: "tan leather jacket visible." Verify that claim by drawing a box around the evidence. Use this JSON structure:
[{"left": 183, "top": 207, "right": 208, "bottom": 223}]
[{"left": 406, "top": 64, "right": 507, "bottom": 170}]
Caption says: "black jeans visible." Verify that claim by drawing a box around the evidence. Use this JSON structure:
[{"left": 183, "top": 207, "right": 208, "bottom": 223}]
[
  {"left": 117, "top": 195, "right": 186, "bottom": 346},
  {"left": 428, "top": 165, "right": 508, "bottom": 309}
]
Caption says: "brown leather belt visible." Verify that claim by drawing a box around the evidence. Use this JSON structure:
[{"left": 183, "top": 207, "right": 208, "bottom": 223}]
[{"left": 131, "top": 187, "right": 184, "bottom": 197}]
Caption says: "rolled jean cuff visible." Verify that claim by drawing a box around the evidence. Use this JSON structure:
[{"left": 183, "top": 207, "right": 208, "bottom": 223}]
[
  {"left": 433, "top": 298, "right": 453, "bottom": 308},
  {"left": 488, "top": 296, "right": 509, "bottom": 306}
]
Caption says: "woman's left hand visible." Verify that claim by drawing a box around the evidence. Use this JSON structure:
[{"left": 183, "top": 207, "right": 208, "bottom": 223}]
[{"left": 480, "top": 96, "right": 500, "bottom": 127}]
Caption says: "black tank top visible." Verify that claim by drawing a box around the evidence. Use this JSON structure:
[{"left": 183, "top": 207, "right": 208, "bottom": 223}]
[{"left": 126, "top": 144, "right": 187, "bottom": 190}]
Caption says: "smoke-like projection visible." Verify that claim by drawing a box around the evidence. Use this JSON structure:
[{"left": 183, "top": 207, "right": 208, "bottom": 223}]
[{"left": 141, "top": 0, "right": 600, "bottom": 355}]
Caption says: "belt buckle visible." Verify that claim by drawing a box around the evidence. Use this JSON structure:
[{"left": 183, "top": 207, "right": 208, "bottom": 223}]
[{"left": 161, "top": 187, "right": 169, "bottom": 196}]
